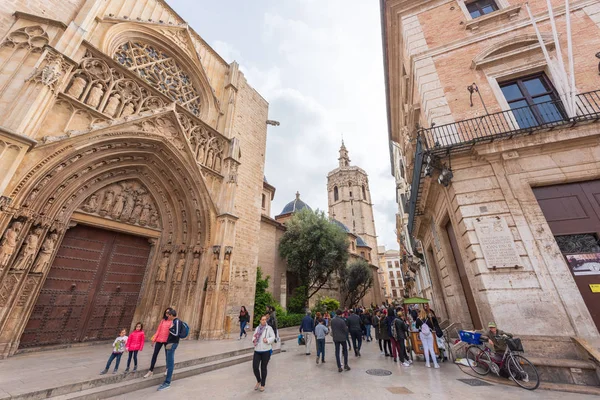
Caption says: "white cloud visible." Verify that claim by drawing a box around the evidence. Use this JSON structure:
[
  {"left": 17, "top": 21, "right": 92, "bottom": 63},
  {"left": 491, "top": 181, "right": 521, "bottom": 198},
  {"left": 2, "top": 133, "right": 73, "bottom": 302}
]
[{"left": 170, "top": 1, "right": 398, "bottom": 250}]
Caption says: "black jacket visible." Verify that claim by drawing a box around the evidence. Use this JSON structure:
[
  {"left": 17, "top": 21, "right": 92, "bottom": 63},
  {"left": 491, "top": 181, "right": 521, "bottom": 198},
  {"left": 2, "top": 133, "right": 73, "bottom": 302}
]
[
  {"left": 330, "top": 316, "right": 349, "bottom": 342},
  {"left": 393, "top": 318, "right": 409, "bottom": 340},
  {"left": 167, "top": 318, "right": 182, "bottom": 344},
  {"left": 346, "top": 314, "right": 363, "bottom": 333},
  {"left": 361, "top": 314, "right": 372, "bottom": 325}
]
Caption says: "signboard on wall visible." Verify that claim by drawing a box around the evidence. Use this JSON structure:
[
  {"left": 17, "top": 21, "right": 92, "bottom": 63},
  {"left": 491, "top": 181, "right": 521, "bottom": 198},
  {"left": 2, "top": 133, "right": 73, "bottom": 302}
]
[{"left": 473, "top": 217, "right": 521, "bottom": 269}]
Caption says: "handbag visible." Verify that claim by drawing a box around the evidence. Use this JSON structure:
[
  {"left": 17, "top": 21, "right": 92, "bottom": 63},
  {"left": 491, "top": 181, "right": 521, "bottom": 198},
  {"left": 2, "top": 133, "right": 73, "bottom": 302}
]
[
  {"left": 435, "top": 325, "right": 443, "bottom": 338},
  {"left": 298, "top": 334, "right": 305, "bottom": 346}
]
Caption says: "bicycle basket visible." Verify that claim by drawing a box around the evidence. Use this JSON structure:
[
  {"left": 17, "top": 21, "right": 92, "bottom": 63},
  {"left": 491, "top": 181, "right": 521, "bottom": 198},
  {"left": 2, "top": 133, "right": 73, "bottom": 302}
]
[
  {"left": 506, "top": 338, "right": 524, "bottom": 352},
  {"left": 459, "top": 330, "right": 482, "bottom": 345}
]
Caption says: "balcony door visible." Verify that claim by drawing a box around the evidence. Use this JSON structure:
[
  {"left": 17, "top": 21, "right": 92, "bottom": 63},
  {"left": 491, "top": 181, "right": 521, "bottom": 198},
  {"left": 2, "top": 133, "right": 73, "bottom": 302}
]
[{"left": 500, "top": 73, "right": 566, "bottom": 129}]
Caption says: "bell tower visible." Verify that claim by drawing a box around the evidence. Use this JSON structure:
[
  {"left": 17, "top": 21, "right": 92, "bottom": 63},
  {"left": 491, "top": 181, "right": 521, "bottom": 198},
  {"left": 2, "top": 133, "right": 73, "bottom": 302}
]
[{"left": 327, "top": 142, "right": 379, "bottom": 266}]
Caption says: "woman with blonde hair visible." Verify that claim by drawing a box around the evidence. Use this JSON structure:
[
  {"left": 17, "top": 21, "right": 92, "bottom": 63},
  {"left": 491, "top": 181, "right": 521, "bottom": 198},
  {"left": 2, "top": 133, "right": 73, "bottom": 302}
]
[{"left": 416, "top": 309, "right": 439, "bottom": 368}]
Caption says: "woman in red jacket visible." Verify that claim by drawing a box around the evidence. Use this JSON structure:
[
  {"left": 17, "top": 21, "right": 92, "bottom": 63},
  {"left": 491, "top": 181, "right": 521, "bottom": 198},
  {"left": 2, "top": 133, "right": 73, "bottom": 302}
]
[
  {"left": 144, "top": 308, "right": 172, "bottom": 378},
  {"left": 125, "top": 322, "right": 145, "bottom": 372}
]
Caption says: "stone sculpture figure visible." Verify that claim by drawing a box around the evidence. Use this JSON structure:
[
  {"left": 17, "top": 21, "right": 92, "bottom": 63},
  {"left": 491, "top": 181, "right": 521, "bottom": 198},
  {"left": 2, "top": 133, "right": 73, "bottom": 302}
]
[
  {"left": 12, "top": 228, "right": 42, "bottom": 271},
  {"left": 121, "top": 190, "right": 136, "bottom": 220},
  {"left": 130, "top": 198, "right": 144, "bottom": 223},
  {"left": 111, "top": 192, "right": 125, "bottom": 219},
  {"left": 0, "top": 222, "right": 23, "bottom": 268},
  {"left": 156, "top": 252, "right": 170, "bottom": 282},
  {"left": 103, "top": 93, "right": 121, "bottom": 117},
  {"left": 67, "top": 76, "right": 87, "bottom": 99},
  {"left": 86, "top": 83, "right": 104, "bottom": 108},
  {"left": 149, "top": 211, "right": 159, "bottom": 228},
  {"left": 32, "top": 233, "right": 58, "bottom": 274},
  {"left": 122, "top": 102, "right": 135, "bottom": 117},
  {"left": 173, "top": 252, "right": 186, "bottom": 283},
  {"left": 99, "top": 189, "right": 114, "bottom": 216},
  {"left": 82, "top": 193, "right": 99, "bottom": 213},
  {"left": 188, "top": 252, "right": 201, "bottom": 282},
  {"left": 139, "top": 204, "right": 151, "bottom": 226}
]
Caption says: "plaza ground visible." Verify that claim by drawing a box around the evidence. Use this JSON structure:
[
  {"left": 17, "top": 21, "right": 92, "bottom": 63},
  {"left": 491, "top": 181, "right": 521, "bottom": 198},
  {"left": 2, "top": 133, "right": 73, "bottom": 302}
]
[{"left": 108, "top": 338, "right": 598, "bottom": 400}]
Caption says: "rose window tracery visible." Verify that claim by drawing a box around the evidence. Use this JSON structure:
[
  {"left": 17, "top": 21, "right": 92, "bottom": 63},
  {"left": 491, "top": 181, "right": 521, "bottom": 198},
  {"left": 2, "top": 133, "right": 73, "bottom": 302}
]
[{"left": 113, "top": 41, "right": 202, "bottom": 116}]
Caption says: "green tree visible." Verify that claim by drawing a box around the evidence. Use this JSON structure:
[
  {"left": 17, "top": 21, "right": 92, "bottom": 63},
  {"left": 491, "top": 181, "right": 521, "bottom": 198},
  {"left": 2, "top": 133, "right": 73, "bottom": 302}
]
[
  {"left": 279, "top": 208, "right": 349, "bottom": 303},
  {"left": 340, "top": 259, "right": 374, "bottom": 307},
  {"left": 312, "top": 297, "right": 341, "bottom": 314},
  {"left": 252, "top": 267, "right": 279, "bottom": 326}
]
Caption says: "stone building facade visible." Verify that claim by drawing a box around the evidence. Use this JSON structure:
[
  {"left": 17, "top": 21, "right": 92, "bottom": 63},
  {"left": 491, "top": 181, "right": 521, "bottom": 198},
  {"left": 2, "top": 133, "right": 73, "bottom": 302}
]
[
  {"left": 0, "top": 0, "right": 270, "bottom": 358},
  {"left": 382, "top": 0, "right": 600, "bottom": 342}
]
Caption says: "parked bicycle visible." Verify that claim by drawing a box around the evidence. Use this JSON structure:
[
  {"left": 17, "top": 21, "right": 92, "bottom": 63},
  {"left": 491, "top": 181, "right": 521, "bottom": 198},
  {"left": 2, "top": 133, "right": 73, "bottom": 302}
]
[{"left": 460, "top": 331, "right": 540, "bottom": 390}]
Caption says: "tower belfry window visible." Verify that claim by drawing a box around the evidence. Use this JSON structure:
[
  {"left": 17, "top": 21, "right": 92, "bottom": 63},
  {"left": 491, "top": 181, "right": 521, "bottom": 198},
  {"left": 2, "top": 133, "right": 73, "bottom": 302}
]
[
  {"left": 362, "top": 185, "right": 366, "bottom": 200},
  {"left": 334, "top": 186, "right": 339, "bottom": 201}
]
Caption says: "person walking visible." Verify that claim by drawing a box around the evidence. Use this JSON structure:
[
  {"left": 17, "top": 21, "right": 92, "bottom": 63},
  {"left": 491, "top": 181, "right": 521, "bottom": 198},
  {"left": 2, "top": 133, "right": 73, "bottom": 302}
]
[
  {"left": 363, "top": 310, "right": 373, "bottom": 342},
  {"left": 373, "top": 310, "right": 383, "bottom": 354},
  {"left": 266, "top": 306, "right": 278, "bottom": 343},
  {"left": 300, "top": 310, "right": 314, "bottom": 355},
  {"left": 393, "top": 313, "right": 410, "bottom": 367},
  {"left": 157, "top": 308, "right": 183, "bottom": 391},
  {"left": 239, "top": 306, "right": 250, "bottom": 340},
  {"left": 100, "top": 328, "right": 128, "bottom": 374},
  {"left": 387, "top": 308, "right": 401, "bottom": 362},
  {"left": 331, "top": 309, "right": 351, "bottom": 373},
  {"left": 125, "top": 323, "right": 145, "bottom": 372},
  {"left": 143, "top": 308, "right": 172, "bottom": 378},
  {"left": 252, "top": 314, "right": 276, "bottom": 392},
  {"left": 346, "top": 309, "right": 363, "bottom": 357},
  {"left": 380, "top": 309, "right": 392, "bottom": 357},
  {"left": 416, "top": 309, "right": 439, "bottom": 369},
  {"left": 314, "top": 318, "right": 329, "bottom": 364}
]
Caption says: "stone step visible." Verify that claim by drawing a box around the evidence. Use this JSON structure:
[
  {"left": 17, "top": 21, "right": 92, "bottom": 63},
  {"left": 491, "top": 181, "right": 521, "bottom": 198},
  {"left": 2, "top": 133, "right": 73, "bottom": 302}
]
[
  {"left": 528, "top": 356, "right": 599, "bottom": 387},
  {"left": 52, "top": 352, "right": 270, "bottom": 400},
  {"left": 6, "top": 335, "right": 295, "bottom": 400}
]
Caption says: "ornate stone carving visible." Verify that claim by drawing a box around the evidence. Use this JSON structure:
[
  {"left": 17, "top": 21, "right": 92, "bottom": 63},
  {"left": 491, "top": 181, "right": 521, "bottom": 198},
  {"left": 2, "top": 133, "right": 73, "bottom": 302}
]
[
  {"left": 113, "top": 41, "right": 202, "bottom": 116},
  {"left": 156, "top": 250, "right": 171, "bottom": 282},
  {"left": 188, "top": 251, "right": 201, "bottom": 282},
  {"left": 12, "top": 227, "right": 42, "bottom": 271},
  {"left": 1, "top": 26, "right": 48, "bottom": 52},
  {"left": 0, "top": 221, "right": 23, "bottom": 269},
  {"left": 27, "top": 50, "right": 72, "bottom": 92},
  {"left": 31, "top": 232, "right": 58, "bottom": 274},
  {"left": 172, "top": 251, "right": 186, "bottom": 283},
  {"left": 0, "top": 274, "right": 19, "bottom": 307},
  {"left": 16, "top": 275, "right": 39, "bottom": 307},
  {"left": 77, "top": 180, "right": 161, "bottom": 228}
]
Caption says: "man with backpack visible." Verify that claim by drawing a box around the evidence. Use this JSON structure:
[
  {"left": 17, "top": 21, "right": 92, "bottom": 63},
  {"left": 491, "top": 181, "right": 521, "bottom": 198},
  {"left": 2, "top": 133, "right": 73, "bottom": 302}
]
[
  {"left": 393, "top": 311, "right": 411, "bottom": 367},
  {"left": 158, "top": 308, "right": 188, "bottom": 391}
]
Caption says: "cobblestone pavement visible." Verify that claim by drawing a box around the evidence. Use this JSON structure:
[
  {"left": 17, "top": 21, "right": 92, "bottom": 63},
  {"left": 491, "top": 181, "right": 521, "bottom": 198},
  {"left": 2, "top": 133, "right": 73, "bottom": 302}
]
[{"left": 109, "top": 338, "right": 598, "bottom": 400}]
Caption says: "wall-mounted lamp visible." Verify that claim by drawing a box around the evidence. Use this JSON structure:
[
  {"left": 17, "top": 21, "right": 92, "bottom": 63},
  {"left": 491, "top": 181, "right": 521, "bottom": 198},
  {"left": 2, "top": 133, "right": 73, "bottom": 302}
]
[{"left": 423, "top": 151, "right": 454, "bottom": 187}]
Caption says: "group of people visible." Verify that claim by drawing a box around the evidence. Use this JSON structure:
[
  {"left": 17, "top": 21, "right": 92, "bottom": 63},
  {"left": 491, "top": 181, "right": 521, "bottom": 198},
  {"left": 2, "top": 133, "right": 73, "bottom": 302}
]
[
  {"left": 100, "top": 307, "right": 184, "bottom": 392},
  {"left": 295, "top": 303, "right": 445, "bottom": 372}
]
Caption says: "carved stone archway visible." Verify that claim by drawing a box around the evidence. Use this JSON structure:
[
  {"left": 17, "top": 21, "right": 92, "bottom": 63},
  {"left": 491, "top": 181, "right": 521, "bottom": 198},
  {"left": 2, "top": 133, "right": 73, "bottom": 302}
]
[{"left": 0, "top": 115, "right": 220, "bottom": 356}]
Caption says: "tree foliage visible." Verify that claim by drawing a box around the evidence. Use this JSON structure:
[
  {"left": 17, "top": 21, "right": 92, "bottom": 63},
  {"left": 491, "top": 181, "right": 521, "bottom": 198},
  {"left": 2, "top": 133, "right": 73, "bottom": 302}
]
[
  {"left": 278, "top": 209, "right": 349, "bottom": 302},
  {"left": 311, "top": 297, "right": 341, "bottom": 314},
  {"left": 340, "top": 259, "right": 374, "bottom": 307},
  {"left": 252, "top": 267, "right": 280, "bottom": 326},
  {"left": 287, "top": 285, "right": 308, "bottom": 314}
]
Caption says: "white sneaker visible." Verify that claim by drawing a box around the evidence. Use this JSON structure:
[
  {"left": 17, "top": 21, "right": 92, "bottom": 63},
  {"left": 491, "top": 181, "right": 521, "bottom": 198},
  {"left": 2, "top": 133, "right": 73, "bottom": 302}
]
[
  {"left": 425, "top": 364, "right": 431, "bottom": 368},
  {"left": 408, "top": 359, "right": 413, "bottom": 364},
  {"left": 143, "top": 371, "right": 153, "bottom": 378},
  {"left": 402, "top": 362, "right": 410, "bottom": 367},
  {"left": 380, "top": 351, "right": 384, "bottom": 355},
  {"left": 434, "top": 364, "right": 440, "bottom": 369}
]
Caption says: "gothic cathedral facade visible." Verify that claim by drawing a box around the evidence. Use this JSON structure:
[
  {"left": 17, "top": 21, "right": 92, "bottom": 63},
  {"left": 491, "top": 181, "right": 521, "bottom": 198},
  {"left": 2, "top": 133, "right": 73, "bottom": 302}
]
[{"left": 0, "top": 0, "right": 269, "bottom": 358}]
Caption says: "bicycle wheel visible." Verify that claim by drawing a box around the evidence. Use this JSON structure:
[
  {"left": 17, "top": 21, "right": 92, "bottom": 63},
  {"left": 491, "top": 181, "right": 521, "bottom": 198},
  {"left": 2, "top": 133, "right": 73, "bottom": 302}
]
[
  {"left": 507, "top": 354, "right": 540, "bottom": 390},
  {"left": 466, "top": 345, "right": 491, "bottom": 375}
]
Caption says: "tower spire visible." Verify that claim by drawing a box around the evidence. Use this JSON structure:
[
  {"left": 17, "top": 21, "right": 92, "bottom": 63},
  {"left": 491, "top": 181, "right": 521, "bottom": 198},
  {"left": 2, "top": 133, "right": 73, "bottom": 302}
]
[{"left": 338, "top": 140, "right": 350, "bottom": 168}]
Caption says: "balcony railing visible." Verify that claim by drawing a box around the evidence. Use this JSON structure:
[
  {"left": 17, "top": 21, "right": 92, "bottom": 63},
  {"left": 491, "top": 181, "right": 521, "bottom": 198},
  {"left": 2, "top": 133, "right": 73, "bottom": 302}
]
[
  {"left": 408, "top": 90, "right": 600, "bottom": 235},
  {"left": 420, "top": 90, "right": 600, "bottom": 155}
]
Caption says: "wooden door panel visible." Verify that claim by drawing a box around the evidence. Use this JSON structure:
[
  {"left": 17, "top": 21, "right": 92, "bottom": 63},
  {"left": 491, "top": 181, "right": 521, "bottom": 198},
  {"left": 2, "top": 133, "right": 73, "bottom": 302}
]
[
  {"left": 20, "top": 225, "right": 150, "bottom": 348},
  {"left": 534, "top": 181, "right": 600, "bottom": 332}
]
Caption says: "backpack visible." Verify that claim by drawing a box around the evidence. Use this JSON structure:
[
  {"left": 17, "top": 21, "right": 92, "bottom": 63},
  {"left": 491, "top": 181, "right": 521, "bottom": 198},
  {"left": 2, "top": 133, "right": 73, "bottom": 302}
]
[
  {"left": 391, "top": 318, "right": 398, "bottom": 339},
  {"left": 178, "top": 320, "right": 190, "bottom": 339},
  {"left": 421, "top": 319, "right": 431, "bottom": 336}
]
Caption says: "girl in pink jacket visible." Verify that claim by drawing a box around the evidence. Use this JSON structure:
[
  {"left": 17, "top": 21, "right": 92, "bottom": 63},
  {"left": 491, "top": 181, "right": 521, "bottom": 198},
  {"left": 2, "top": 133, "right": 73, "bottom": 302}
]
[
  {"left": 125, "top": 322, "right": 145, "bottom": 372},
  {"left": 143, "top": 308, "right": 173, "bottom": 378}
]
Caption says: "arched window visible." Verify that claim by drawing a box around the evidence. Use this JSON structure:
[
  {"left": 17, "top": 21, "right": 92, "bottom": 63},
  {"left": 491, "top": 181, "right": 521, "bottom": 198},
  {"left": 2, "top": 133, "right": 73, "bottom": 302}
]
[
  {"left": 362, "top": 185, "right": 366, "bottom": 200},
  {"left": 333, "top": 186, "right": 339, "bottom": 201},
  {"left": 114, "top": 41, "right": 203, "bottom": 116},
  {"left": 261, "top": 194, "right": 266, "bottom": 209}
]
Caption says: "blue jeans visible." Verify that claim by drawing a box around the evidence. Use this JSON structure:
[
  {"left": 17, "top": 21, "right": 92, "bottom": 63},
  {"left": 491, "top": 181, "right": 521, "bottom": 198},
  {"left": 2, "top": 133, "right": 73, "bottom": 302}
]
[
  {"left": 240, "top": 321, "right": 247, "bottom": 338},
  {"left": 316, "top": 338, "right": 325, "bottom": 361},
  {"left": 365, "top": 324, "right": 372, "bottom": 340},
  {"left": 164, "top": 343, "right": 178, "bottom": 385},
  {"left": 105, "top": 352, "right": 122, "bottom": 371}
]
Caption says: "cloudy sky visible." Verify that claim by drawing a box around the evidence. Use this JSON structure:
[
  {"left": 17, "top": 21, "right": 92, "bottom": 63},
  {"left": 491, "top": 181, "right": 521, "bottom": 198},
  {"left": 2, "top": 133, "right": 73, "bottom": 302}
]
[{"left": 169, "top": 0, "right": 398, "bottom": 250}]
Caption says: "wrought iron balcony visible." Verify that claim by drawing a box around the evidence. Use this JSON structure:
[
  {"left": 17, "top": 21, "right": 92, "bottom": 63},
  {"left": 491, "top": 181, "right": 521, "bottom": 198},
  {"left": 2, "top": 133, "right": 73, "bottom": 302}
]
[
  {"left": 420, "top": 90, "right": 600, "bottom": 156},
  {"left": 407, "top": 90, "right": 600, "bottom": 235}
]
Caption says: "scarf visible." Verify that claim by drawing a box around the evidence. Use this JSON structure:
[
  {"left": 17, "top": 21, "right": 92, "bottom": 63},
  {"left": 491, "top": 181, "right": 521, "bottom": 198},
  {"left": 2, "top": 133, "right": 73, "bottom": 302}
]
[{"left": 253, "top": 324, "right": 266, "bottom": 346}]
